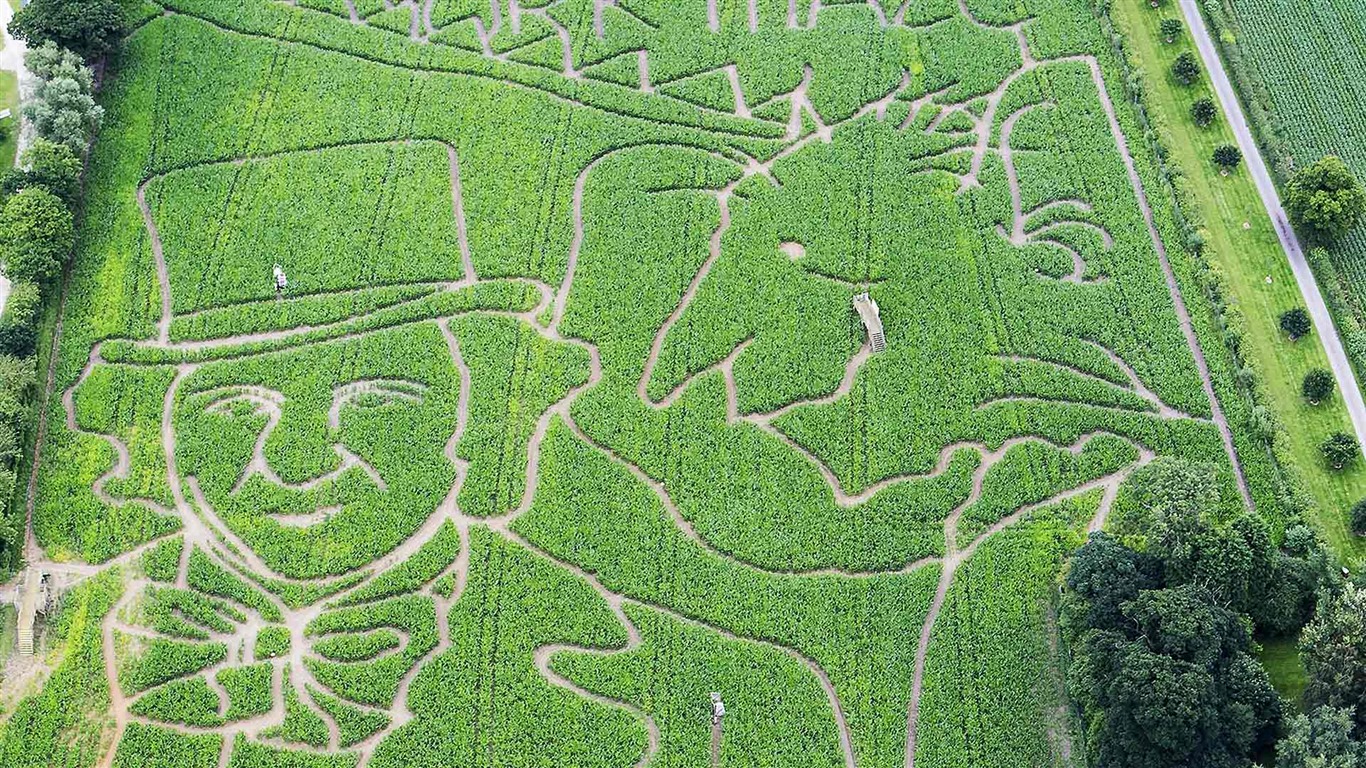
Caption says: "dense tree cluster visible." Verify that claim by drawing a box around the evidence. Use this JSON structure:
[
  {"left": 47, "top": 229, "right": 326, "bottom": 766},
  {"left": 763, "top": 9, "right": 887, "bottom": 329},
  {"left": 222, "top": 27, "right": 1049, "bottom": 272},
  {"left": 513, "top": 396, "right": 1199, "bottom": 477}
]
[
  {"left": 8, "top": 0, "right": 123, "bottom": 61},
  {"left": 1064, "top": 460, "right": 1338, "bottom": 768}
]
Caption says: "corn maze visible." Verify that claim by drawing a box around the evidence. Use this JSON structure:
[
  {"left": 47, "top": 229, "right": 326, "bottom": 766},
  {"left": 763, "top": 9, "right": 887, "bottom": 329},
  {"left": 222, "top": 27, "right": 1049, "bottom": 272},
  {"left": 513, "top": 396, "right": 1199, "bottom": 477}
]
[{"left": 22, "top": 0, "right": 1278, "bottom": 766}]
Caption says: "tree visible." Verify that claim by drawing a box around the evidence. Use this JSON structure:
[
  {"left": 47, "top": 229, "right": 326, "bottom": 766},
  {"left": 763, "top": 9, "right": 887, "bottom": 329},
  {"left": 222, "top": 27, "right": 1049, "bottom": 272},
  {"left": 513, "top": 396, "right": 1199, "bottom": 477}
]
[
  {"left": 5, "top": 139, "right": 83, "bottom": 205},
  {"left": 1063, "top": 532, "right": 1160, "bottom": 635},
  {"left": 1172, "top": 51, "right": 1201, "bottom": 86},
  {"left": 1302, "top": 585, "right": 1366, "bottom": 737},
  {"left": 1190, "top": 96, "right": 1217, "bottom": 127},
  {"left": 1160, "top": 18, "right": 1183, "bottom": 42},
  {"left": 21, "top": 43, "right": 103, "bottom": 153},
  {"left": 1281, "top": 307, "right": 1313, "bottom": 340},
  {"left": 1305, "top": 369, "right": 1336, "bottom": 404},
  {"left": 1213, "top": 144, "right": 1242, "bottom": 173},
  {"left": 1070, "top": 585, "right": 1281, "bottom": 768},
  {"left": 1353, "top": 500, "right": 1366, "bottom": 536},
  {"left": 1287, "top": 156, "right": 1366, "bottom": 242},
  {"left": 0, "top": 187, "right": 73, "bottom": 284},
  {"left": 1323, "top": 432, "right": 1361, "bottom": 470},
  {"left": 9, "top": 0, "right": 123, "bottom": 61},
  {"left": 1277, "top": 706, "right": 1366, "bottom": 768}
]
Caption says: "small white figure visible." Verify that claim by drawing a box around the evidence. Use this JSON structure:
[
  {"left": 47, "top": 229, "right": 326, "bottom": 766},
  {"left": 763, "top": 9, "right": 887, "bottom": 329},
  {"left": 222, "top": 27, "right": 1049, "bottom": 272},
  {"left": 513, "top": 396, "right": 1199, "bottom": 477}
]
[
  {"left": 273, "top": 264, "right": 288, "bottom": 296},
  {"left": 710, "top": 692, "right": 725, "bottom": 725}
]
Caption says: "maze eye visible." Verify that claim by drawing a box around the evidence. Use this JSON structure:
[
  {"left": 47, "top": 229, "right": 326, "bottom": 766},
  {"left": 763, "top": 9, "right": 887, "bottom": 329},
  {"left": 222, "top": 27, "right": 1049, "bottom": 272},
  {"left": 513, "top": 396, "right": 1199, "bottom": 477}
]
[
  {"left": 200, "top": 387, "right": 283, "bottom": 420},
  {"left": 332, "top": 380, "right": 427, "bottom": 416}
]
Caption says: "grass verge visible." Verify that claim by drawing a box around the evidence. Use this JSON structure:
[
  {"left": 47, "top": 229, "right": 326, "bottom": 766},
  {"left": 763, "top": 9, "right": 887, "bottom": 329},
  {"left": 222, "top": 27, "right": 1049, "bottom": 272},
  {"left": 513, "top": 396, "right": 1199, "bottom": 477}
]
[{"left": 1111, "top": 0, "right": 1366, "bottom": 566}]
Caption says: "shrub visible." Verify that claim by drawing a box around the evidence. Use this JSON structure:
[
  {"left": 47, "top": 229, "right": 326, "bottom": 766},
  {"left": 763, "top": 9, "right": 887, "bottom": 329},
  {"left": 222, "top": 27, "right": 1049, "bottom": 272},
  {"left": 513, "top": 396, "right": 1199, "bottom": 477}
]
[
  {"left": 1321, "top": 432, "right": 1360, "bottom": 470},
  {"left": 1172, "top": 51, "right": 1202, "bottom": 85},
  {"left": 1303, "top": 368, "right": 1335, "bottom": 404},
  {"left": 0, "top": 186, "right": 73, "bottom": 284},
  {"left": 1190, "top": 97, "right": 1217, "bottom": 127},
  {"left": 1281, "top": 307, "right": 1312, "bottom": 340},
  {"left": 1213, "top": 144, "right": 1242, "bottom": 172},
  {"left": 1351, "top": 500, "right": 1366, "bottom": 536},
  {"left": 1160, "top": 18, "right": 1183, "bottom": 42}
]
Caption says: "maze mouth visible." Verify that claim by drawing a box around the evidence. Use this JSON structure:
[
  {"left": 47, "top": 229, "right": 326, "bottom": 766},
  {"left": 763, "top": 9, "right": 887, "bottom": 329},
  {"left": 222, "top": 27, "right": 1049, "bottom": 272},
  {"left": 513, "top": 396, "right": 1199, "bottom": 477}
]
[{"left": 268, "top": 506, "right": 341, "bottom": 528}]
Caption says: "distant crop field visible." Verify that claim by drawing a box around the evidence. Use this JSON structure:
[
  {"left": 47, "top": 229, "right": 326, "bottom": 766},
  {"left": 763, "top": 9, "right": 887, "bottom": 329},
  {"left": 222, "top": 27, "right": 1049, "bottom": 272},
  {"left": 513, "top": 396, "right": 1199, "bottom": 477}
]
[
  {"left": 19, "top": 1, "right": 1277, "bottom": 766},
  {"left": 1215, "top": 0, "right": 1366, "bottom": 293}
]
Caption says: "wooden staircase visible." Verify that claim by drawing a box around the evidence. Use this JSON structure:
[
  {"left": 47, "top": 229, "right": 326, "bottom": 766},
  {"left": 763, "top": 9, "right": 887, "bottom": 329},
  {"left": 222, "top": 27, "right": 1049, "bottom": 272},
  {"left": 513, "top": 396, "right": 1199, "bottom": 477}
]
[
  {"left": 854, "top": 293, "right": 886, "bottom": 353},
  {"left": 17, "top": 568, "right": 43, "bottom": 656}
]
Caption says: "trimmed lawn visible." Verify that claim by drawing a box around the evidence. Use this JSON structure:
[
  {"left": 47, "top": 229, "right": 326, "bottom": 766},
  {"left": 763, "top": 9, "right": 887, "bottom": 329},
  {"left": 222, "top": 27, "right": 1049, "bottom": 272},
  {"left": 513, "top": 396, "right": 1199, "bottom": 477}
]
[
  {"left": 1114, "top": 0, "right": 1366, "bottom": 566},
  {"left": 1257, "top": 635, "right": 1308, "bottom": 709}
]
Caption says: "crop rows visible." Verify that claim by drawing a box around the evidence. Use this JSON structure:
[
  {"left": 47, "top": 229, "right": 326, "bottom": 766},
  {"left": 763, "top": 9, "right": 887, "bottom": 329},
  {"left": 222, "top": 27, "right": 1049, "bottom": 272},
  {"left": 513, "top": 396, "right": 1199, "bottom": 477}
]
[{"left": 13, "top": 0, "right": 1288, "bottom": 765}]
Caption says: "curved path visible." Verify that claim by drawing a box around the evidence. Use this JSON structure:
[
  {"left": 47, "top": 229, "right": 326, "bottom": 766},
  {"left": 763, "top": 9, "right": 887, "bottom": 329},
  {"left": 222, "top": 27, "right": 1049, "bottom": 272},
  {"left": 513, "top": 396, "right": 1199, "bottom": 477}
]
[
  {"left": 1177, "top": 0, "right": 1366, "bottom": 458},
  {"left": 19, "top": 4, "right": 1261, "bottom": 768}
]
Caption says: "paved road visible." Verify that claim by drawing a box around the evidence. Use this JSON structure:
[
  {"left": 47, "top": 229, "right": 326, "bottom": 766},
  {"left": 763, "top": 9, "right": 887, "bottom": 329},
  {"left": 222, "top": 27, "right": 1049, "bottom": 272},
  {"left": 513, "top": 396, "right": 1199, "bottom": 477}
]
[{"left": 1178, "top": 0, "right": 1366, "bottom": 458}]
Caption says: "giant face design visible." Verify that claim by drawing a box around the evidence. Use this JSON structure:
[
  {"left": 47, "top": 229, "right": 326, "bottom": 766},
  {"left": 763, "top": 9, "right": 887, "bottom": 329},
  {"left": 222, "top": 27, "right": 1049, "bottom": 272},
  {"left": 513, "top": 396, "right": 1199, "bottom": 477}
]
[{"left": 172, "top": 323, "right": 462, "bottom": 579}]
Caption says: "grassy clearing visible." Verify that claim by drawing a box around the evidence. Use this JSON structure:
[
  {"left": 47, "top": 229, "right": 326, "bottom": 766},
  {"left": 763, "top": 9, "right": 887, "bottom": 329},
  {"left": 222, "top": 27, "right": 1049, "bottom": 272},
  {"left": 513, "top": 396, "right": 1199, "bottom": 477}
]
[
  {"left": 1257, "top": 635, "right": 1308, "bottom": 709},
  {"left": 1112, "top": 0, "right": 1366, "bottom": 567}
]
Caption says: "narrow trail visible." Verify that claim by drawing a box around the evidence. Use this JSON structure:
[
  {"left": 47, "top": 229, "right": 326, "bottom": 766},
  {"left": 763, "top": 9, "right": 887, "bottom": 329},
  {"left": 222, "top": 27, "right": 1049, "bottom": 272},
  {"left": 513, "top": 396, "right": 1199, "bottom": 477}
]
[{"left": 20, "top": 5, "right": 1261, "bottom": 768}]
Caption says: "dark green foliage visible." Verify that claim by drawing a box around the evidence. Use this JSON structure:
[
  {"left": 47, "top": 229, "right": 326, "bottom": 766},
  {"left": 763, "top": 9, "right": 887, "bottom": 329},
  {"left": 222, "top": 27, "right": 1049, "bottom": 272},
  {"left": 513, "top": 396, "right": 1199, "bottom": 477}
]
[
  {"left": 1171, "top": 51, "right": 1202, "bottom": 85},
  {"left": 11, "top": 139, "right": 83, "bottom": 205},
  {"left": 1213, "top": 144, "right": 1242, "bottom": 171},
  {"left": 1062, "top": 460, "right": 1315, "bottom": 766},
  {"left": 1301, "top": 584, "right": 1366, "bottom": 737},
  {"left": 1068, "top": 584, "right": 1280, "bottom": 767},
  {"left": 0, "top": 323, "right": 35, "bottom": 359},
  {"left": 1304, "top": 369, "right": 1336, "bottom": 404},
  {"left": 1190, "top": 96, "right": 1217, "bottom": 127},
  {"left": 1276, "top": 706, "right": 1366, "bottom": 768},
  {"left": 1322, "top": 432, "right": 1360, "bottom": 470},
  {"left": 0, "top": 187, "right": 73, "bottom": 284},
  {"left": 1159, "top": 18, "right": 1183, "bottom": 42},
  {"left": 1281, "top": 307, "right": 1313, "bottom": 340},
  {"left": 1063, "top": 532, "right": 1159, "bottom": 633},
  {"left": 1352, "top": 500, "right": 1366, "bottom": 536},
  {"left": 1287, "top": 156, "right": 1366, "bottom": 242},
  {"left": 9, "top": 0, "right": 124, "bottom": 60}
]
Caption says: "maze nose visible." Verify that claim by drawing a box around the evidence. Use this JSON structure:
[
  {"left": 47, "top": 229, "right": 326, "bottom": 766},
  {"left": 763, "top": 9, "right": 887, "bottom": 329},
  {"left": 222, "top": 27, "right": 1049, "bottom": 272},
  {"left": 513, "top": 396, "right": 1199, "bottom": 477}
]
[{"left": 262, "top": 409, "right": 344, "bottom": 486}]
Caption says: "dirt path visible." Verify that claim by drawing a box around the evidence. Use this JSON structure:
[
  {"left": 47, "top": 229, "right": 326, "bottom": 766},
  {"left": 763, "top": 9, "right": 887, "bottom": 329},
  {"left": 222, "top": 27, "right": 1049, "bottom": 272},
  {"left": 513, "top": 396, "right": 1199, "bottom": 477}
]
[{"left": 20, "top": 6, "right": 1262, "bottom": 768}]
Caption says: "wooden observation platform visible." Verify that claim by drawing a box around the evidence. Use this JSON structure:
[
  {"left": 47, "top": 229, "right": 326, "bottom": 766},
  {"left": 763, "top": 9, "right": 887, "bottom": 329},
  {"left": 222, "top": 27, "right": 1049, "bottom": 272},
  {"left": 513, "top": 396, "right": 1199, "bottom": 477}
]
[{"left": 854, "top": 293, "right": 886, "bottom": 353}]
